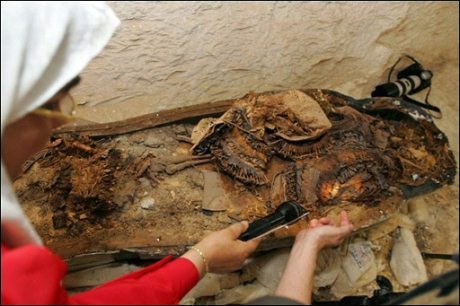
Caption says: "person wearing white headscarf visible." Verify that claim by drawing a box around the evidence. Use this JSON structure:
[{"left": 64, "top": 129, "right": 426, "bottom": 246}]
[
  {"left": 1, "top": 2, "right": 264, "bottom": 305},
  {"left": 1, "top": 1, "right": 120, "bottom": 248}
]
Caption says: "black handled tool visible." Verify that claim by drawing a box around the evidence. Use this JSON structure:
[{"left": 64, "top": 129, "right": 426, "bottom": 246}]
[{"left": 238, "top": 200, "right": 308, "bottom": 241}]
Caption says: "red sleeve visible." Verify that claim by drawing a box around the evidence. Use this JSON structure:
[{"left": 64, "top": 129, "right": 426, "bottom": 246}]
[
  {"left": 1, "top": 243, "right": 200, "bottom": 305},
  {"left": 1, "top": 244, "right": 69, "bottom": 305},
  {"left": 69, "top": 256, "right": 200, "bottom": 305}
]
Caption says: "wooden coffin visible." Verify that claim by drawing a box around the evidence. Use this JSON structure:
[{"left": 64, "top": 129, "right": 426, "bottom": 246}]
[{"left": 13, "top": 89, "right": 456, "bottom": 268}]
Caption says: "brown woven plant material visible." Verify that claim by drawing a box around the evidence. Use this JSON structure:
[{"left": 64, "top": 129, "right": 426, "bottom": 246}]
[
  {"left": 191, "top": 89, "right": 455, "bottom": 212},
  {"left": 13, "top": 89, "right": 456, "bottom": 258}
]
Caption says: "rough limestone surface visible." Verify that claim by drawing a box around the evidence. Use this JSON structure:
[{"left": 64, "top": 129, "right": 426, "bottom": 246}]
[{"left": 73, "top": 2, "right": 458, "bottom": 164}]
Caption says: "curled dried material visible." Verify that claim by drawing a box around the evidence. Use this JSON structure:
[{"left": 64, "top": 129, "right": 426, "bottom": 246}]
[
  {"left": 191, "top": 109, "right": 239, "bottom": 154},
  {"left": 270, "top": 136, "right": 332, "bottom": 159},
  {"left": 222, "top": 108, "right": 272, "bottom": 156},
  {"left": 211, "top": 141, "right": 268, "bottom": 185},
  {"left": 312, "top": 149, "right": 397, "bottom": 205},
  {"left": 268, "top": 107, "right": 372, "bottom": 159},
  {"left": 199, "top": 110, "right": 271, "bottom": 185},
  {"left": 284, "top": 164, "right": 301, "bottom": 202},
  {"left": 191, "top": 90, "right": 335, "bottom": 184}
]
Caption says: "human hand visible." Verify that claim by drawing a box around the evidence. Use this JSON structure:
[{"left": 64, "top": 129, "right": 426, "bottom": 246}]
[
  {"left": 275, "top": 211, "right": 352, "bottom": 304},
  {"left": 294, "top": 211, "right": 353, "bottom": 253},
  {"left": 183, "top": 221, "right": 261, "bottom": 275}
]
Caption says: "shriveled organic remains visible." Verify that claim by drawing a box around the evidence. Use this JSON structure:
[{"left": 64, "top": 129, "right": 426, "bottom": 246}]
[
  {"left": 191, "top": 89, "right": 456, "bottom": 214},
  {"left": 13, "top": 88, "right": 456, "bottom": 259}
]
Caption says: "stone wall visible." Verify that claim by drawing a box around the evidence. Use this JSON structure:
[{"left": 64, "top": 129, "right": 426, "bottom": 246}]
[{"left": 74, "top": 1, "right": 458, "bottom": 161}]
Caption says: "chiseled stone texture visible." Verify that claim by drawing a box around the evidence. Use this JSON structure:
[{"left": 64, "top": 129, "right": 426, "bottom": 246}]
[{"left": 74, "top": 2, "right": 458, "bottom": 132}]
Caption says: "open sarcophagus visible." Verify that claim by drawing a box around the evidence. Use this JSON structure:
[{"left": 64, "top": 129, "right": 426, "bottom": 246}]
[{"left": 14, "top": 89, "right": 456, "bottom": 265}]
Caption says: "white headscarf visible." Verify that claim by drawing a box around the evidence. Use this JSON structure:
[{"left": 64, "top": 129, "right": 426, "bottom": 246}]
[{"left": 1, "top": 2, "right": 120, "bottom": 246}]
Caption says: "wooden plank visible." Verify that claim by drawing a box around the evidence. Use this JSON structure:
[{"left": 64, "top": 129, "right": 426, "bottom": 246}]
[{"left": 52, "top": 99, "right": 235, "bottom": 137}]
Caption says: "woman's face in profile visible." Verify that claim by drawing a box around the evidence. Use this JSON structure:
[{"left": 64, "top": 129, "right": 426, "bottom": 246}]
[
  {"left": 2, "top": 110, "right": 54, "bottom": 180},
  {"left": 2, "top": 77, "right": 81, "bottom": 180},
  {"left": 2, "top": 91, "right": 71, "bottom": 180}
]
